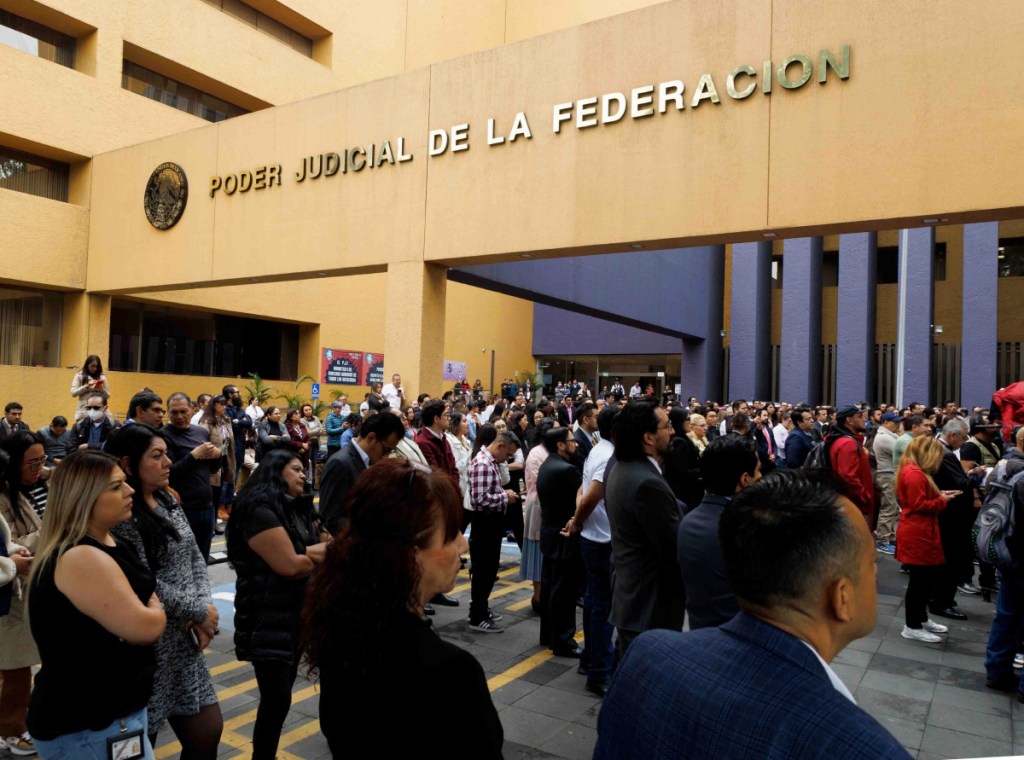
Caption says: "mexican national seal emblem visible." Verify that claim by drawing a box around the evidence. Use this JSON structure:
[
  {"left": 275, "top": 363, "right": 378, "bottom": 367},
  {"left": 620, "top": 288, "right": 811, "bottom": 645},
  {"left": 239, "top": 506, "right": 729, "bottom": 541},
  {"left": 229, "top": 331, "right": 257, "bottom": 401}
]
[{"left": 144, "top": 162, "right": 188, "bottom": 230}]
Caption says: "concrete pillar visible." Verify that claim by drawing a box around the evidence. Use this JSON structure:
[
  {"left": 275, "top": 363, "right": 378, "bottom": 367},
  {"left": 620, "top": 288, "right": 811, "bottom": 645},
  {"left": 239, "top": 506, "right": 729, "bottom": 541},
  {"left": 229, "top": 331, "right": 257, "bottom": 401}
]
[
  {"left": 384, "top": 261, "right": 447, "bottom": 399},
  {"left": 681, "top": 245, "right": 725, "bottom": 401},
  {"left": 961, "top": 223, "right": 999, "bottom": 409},
  {"left": 836, "top": 232, "right": 877, "bottom": 404},
  {"left": 728, "top": 242, "right": 772, "bottom": 401},
  {"left": 61, "top": 292, "right": 111, "bottom": 368},
  {"left": 895, "top": 227, "right": 935, "bottom": 408},
  {"left": 779, "top": 237, "right": 823, "bottom": 405}
]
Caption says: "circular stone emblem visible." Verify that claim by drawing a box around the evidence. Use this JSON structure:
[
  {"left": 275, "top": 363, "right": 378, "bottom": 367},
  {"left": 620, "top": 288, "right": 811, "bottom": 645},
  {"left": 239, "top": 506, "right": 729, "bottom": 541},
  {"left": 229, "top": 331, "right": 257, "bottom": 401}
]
[{"left": 144, "top": 162, "right": 188, "bottom": 230}]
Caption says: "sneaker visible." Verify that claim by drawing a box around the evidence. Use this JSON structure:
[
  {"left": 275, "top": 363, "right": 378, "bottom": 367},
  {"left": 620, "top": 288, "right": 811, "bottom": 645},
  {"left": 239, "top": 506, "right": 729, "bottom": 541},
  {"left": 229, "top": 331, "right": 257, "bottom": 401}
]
[
  {"left": 468, "top": 619, "right": 504, "bottom": 634},
  {"left": 875, "top": 542, "right": 896, "bottom": 555},
  {"left": 1014, "top": 653, "right": 1023, "bottom": 669},
  {"left": 486, "top": 609, "right": 503, "bottom": 622},
  {"left": 4, "top": 733, "right": 37, "bottom": 757},
  {"left": 921, "top": 619, "right": 948, "bottom": 634},
  {"left": 957, "top": 583, "right": 982, "bottom": 595},
  {"left": 901, "top": 626, "right": 941, "bottom": 643}
]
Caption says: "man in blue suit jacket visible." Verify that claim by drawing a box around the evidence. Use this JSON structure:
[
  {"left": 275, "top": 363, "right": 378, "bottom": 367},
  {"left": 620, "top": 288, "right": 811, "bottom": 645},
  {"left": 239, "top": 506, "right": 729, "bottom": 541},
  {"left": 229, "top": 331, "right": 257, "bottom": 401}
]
[
  {"left": 596, "top": 470, "right": 912, "bottom": 760},
  {"left": 785, "top": 406, "right": 817, "bottom": 468}
]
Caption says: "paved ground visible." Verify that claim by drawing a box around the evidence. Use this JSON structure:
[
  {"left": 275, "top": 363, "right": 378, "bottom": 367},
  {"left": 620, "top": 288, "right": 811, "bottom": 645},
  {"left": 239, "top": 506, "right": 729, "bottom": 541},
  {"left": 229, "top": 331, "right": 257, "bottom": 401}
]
[{"left": 150, "top": 539, "right": 1024, "bottom": 759}]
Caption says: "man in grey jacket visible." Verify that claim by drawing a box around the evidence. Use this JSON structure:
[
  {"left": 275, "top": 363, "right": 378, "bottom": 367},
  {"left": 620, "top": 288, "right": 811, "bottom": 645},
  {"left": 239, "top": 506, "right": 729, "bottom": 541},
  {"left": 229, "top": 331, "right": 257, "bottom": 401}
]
[{"left": 872, "top": 412, "right": 902, "bottom": 554}]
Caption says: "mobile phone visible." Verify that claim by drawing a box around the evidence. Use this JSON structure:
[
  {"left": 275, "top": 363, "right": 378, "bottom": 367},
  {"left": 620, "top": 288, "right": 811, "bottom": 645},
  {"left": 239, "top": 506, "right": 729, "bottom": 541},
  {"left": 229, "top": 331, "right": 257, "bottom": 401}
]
[{"left": 187, "top": 626, "right": 201, "bottom": 652}]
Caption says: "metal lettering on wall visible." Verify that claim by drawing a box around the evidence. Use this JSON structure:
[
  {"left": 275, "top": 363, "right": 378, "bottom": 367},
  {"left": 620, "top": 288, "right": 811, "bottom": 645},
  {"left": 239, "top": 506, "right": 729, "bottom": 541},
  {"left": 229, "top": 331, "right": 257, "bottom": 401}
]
[
  {"left": 204, "top": 45, "right": 850, "bottom": 201},
  {"left": 144, "top": 162, "right": 188, "bottom": 229}
]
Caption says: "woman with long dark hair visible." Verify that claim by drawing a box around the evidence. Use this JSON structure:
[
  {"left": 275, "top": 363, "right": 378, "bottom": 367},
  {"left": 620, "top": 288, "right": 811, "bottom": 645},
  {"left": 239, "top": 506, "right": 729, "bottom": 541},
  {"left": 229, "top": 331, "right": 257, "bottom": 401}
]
[
  {"left": 227, "top": 449, "right": 328, "bottom": 760},
  {"left": 0, "top": 431, "right": 46, "bottom": 754},
  {"left": 284, "top": 408, "right": 312, "bottom": 477},
  {"left": 663, "top": 407, "right": 704, "bottom": 510},
  {"left": 70, "top": 354, "right": 109, "bottom": 421},
  {"left": 301, "top": 459, "right": 502, "bottom": 758},
  {"left": 26, "top": 449, "right": 166, "bottom": 759},
  {"left": 106, "top": 425, "right": 222, "bottom": 758},
  {"left": 198, "top": 395, "right": 236, "bottom": 527}
]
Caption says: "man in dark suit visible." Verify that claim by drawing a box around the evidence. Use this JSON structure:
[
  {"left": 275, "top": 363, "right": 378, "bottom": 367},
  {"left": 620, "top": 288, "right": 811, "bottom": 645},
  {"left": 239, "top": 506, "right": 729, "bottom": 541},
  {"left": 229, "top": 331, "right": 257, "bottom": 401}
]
[
  {"left": 536, "top": 427, "right": 584, "bottom": 657},
  {"left": 677, "top": 435, "right": 759, "bottom": 630},
  {"left": 557, "top": 395, "right": 576, "bottom": 429},
  {"left": 604, "top": 401, "right": 682, "bottom": 656},
  {"left": 572, "top": 402, "right": 599, "bottom": 464},
  {"left": 318, "top": 411, "right": 404, "bottom": 534},
  {"left": 785, "top": 407, "right": 816, "bottom": 468},
  {"left": 596, "top": 471, "right": 912, "bottom": 760}
]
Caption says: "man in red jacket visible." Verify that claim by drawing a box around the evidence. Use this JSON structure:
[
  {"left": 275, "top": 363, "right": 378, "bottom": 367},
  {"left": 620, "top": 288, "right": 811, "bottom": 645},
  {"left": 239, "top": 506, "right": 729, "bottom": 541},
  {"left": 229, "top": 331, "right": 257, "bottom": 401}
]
[{"left": 828, "top": 405, "right": 877, "bottom": 528}]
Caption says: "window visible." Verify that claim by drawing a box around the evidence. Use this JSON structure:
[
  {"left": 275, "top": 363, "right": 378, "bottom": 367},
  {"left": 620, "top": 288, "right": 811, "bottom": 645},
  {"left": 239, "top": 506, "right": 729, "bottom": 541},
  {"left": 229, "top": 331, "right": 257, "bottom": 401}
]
[
  {"left": 109, "top": 300, "right": 298, "bottom": 379},
  {"left": 200, "top": 0, "right": 313, "bottom": 57},
  {"left": 0, "top": 145, "right": 69, "bottom": 201},
  {"left": 998, "top": 237, "right": 1024, "bottom": 277},
  {"left": 0, "top": 286, "right": 62, "bottom": 367},
  {"left": 0, "top": 8, "right": 75, "bottom": 67},
  {"left": 122, "top": 60, "right": 248, "bottom": 122},
  {"left": 872, "top": 243, "right": 946, "bottom": 284}
]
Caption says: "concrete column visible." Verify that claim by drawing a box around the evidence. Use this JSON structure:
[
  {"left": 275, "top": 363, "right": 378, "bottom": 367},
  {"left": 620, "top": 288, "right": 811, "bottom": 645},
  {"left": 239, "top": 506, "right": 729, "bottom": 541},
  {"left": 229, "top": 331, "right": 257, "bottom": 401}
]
[
  {"left": 384, "top": 261, "right": 447, "bottom": 398},
  {"left": 728, "top": 242, "right": 772, "bottom": 401},
  {"left": 836, "top": 232, "right": 877, "bottom": 404},
  {"left": 779, "top": 237, "right": 823, "bottom": 405},
  {"left": 681, "top": 245, "right": 725, "bottom": 401},
  {"left": 895, "top": 227, "right": 935, "bottom": 408},
  {"left": 61, "top": 292, "right": 111, "bottom": 368},
  {"left": 961, "top": 223, "right": 999, "bottom": 409}
]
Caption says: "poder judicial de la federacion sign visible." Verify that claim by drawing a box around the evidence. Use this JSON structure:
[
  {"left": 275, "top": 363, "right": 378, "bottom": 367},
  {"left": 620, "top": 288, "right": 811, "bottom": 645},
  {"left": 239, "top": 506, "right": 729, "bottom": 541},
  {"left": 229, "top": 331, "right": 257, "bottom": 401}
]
[{"left": 204, "top": 45, "right": 851, "bottom": 201}]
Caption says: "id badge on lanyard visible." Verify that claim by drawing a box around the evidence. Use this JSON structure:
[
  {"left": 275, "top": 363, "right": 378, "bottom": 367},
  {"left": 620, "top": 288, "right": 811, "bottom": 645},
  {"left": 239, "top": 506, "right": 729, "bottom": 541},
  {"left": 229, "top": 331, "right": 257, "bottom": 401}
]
[{"left": 107, "top": 718, "right": 146, "bottom": 760}]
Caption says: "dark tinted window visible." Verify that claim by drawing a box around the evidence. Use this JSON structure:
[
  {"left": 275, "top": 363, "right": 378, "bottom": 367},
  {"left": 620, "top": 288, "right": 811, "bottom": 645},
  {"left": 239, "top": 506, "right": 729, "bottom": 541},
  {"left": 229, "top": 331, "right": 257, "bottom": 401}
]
[
  {"left": 122, "top": 60, "right": 248, "bottom": 123},
  {"left": 0, "top": 145, "right": 69, "bottom": 201},
  {"left": 0, "top": 9, "right": 75, "bottom": 68}
]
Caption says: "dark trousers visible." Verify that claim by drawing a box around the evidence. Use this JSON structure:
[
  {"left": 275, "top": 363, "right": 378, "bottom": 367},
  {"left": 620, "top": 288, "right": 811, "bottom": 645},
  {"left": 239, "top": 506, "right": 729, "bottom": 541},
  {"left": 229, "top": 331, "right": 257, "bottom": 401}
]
[
  {"left": 252, "top": 658, "right": 299, "bottom": 760},
  {"left": 933, "top": 508, "right": 973, "bottom": 609},
  {"left": 326, "top": 445, "right": 340, "bottom": 460},
  {"left": 985, "top": 571, "right": 1024, "bottom": 693},
  {"left": 186, "top": 504, "right": 214, "bottom": 561},
  {"left": 541, "top": 552, "right": 584, "bottom": 654},
  {"left": 615, "top": 628, "right": 639, "bottom": 660},
  {"left": 905, "top": 564, "right": 943, "bottom": 628},
  {"left": 505, "top": 500, "right": 524, "bottom": 549},
  {"left": 580, "top": 537, "right": 615, "bottom": 684},
  {"left": 469, "top": 510, "right": 505, "bottom": 624}
]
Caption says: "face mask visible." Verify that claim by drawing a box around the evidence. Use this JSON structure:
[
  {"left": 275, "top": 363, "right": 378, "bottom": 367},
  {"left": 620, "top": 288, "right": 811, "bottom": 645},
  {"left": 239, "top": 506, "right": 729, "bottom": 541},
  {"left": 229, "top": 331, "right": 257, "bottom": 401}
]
[{"left": 87, "top": 409, "right": 105, "bottom": 422}]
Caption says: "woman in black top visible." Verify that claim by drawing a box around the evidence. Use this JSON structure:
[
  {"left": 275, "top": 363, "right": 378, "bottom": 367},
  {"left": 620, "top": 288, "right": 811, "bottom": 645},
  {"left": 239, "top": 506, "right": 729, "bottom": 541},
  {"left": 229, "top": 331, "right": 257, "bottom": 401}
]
[
  {"left": 302, "top": 459, "right": 504, "bottom": 758},
  {"left": 226, "top": 449, "right": 328, "bottom": 760},
  {"left": 26, "top": 449, "right": 166, "bottom": 759}
]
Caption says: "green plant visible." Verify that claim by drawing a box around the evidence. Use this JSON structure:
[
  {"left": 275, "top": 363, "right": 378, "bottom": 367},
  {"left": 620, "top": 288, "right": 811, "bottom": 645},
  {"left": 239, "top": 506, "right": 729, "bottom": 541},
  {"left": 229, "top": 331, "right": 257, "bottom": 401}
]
[
  {"left": 244, "top": 373, "right": 275, "bottom": 406},
  {"left": 277, "top": 374, "right": 313, "bottom": 411}
]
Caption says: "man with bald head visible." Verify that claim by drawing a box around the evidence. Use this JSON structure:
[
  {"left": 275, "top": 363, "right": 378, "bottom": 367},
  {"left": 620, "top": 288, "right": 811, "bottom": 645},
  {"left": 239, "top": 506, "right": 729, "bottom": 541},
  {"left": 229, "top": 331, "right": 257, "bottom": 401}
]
[{"left": 596, "top": 471, "right": 910, "bottom": 760}]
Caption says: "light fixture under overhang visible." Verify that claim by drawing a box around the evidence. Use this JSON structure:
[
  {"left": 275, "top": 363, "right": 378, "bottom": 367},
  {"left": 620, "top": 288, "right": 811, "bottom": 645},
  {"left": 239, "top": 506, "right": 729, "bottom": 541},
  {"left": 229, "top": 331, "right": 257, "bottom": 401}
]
[
  {"left": 922, "top": 217, "right": 939, "bottom": 224},
  {"left": 316, "top": 271, "right": 327, "bottom": 276},
  {"left": 629, "top": 244, "right": 645, "bottom": 250},
  {"left": 519, "top": 253, "right": 534, "bottom": 259},
  {"left": 762, "top": 232, "right": 777, "bottom": 239}
]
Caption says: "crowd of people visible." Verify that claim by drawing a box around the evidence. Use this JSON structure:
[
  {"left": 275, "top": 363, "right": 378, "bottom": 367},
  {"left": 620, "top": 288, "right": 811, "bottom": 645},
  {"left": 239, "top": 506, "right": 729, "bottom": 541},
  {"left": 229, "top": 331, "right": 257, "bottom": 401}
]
[{"left": 3, "top": 355, "right": 1024, "bottom": 757}]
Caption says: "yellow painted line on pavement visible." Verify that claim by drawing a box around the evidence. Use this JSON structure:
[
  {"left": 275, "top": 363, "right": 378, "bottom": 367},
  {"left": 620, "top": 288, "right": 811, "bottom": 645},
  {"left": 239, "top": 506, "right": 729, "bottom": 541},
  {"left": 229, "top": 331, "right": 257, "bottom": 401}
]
[
  {"left": 451, "top": 565, "right": 520, "bottom": 594},
  {"left": 486, "top": 632, "right": 584, "bottom": 692},
  {"left": 487, "top": 580, "right": 532, "bottom": 600},
  {"left": 209, "top": 659, "right": 248, "bottom": 676},
  {"left": 215, "top": 677, "right": 258, "bottom": 701},
  {"left": 506, "top": 595, "right": 535, "bottom": 612}
]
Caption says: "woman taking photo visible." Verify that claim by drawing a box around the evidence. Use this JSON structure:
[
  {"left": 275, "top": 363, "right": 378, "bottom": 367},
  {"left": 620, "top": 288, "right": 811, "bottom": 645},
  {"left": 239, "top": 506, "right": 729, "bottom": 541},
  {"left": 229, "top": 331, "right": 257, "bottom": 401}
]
[
  {"left": 70, "top": 354, "right": 109, "bottom": 422},
  {"left": 895, "top": 435, "right": 956, "bottom": 644},
  {"left": 227, "top": 449, "right": 327, "bottom": 760},
  {"left": 302, "top": 459, "right": 503, "bottom": 758},
  {"left": 198, "top": 395, "right": 236, "bottom": 526},
  {"left": 0, "top": 432, "right": 46, "bottom": 755},
  {"left": 26, "top": 450, "right": 166, "bottom": 758},
  {"left": 106, "top": 425, "right": 222, "bottom": 759}
]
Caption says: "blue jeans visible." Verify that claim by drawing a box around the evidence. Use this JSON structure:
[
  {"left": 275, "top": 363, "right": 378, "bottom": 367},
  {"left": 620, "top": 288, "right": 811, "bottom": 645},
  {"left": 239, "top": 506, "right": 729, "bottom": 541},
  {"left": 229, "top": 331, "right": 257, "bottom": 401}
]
[
  {"left": 580, "top": 536, "right": 615, "bottom": 684},
  {"left": 33, "top": 708, "right": 153, "bottom": 760},
  {"left": 984, "top": 570, "right": 1024, "bottom": 694}
]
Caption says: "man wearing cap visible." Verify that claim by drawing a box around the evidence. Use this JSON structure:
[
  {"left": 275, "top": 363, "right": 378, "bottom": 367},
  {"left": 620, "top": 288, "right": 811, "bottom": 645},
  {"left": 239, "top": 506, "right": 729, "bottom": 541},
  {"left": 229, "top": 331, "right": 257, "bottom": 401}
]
[
  {"left": 827, "top": 405, "right": 877, "bottom": 527},
  {"left": 872, "top": 412, "right": 903, "bottom": 554},
  {"left": 325, "top": 400, "right": 347, "bottom": 460}
]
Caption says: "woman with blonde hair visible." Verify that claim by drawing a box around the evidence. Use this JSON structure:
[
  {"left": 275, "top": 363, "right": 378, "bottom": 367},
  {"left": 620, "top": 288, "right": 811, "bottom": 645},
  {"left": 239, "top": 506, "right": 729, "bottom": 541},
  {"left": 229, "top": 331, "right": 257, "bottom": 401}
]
[
  {"left": 26, "top": 449, "right": 166, "bottom": 758},
  {"left": 895, "top": 435, "right": 958, "bottom": 644},
  {"left": 687, "top": 414, "right": 709, "bottom": 455}
]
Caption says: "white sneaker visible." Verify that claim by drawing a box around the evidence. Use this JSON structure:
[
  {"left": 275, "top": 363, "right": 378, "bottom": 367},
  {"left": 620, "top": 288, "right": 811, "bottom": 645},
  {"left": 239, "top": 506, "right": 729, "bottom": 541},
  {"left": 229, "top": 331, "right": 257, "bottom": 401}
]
[
  {"left": 4, "top": 733, "right": 37, "bottom": 756},
  {"left": 1014, "top": 653, "right": 1024, "bottom": 669},
  {"left": 921, "top": 619, "right": 948, "bottom": 634},
  {"left": 901, "top": 626, "right": 941, "bottom": 643}
]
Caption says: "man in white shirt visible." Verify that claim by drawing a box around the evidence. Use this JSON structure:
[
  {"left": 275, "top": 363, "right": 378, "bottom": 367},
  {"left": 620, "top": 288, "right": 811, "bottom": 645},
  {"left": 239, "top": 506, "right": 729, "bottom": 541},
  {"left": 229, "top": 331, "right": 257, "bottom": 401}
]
[
  {"left": 190, "top": 393, "right": 211, "bottom": 425},
  {"left": 772, "top": 414, "right": 793, "bottom": 465},
  {"left": 382, "top": 373, "right": 405, "bottom": 410},
  {"left": 629, "top": 382, "right": 642, "bottom": 399},
  {"left": 563, "top": 405, "right": 618, "bottom": 697}
]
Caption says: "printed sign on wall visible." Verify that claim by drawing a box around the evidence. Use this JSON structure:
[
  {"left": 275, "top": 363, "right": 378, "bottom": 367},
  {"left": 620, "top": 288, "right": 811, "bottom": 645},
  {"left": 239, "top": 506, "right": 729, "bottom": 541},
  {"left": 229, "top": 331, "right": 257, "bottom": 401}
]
[
  {"left": 321, "top": 348, "right": 364, "bottom": 385},
  {"left": 443, "top": 360, "right": 467, "bottom": 381}
]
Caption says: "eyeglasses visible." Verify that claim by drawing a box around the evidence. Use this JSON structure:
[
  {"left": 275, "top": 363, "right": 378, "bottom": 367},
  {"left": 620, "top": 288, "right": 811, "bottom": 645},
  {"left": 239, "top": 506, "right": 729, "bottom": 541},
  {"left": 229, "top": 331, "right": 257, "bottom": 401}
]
[
  {"left": 657, "top": 423, "right": 672, "bottom": 430},
  {"left": 24, "top": 456, "right": 47, "bottom": 469}
]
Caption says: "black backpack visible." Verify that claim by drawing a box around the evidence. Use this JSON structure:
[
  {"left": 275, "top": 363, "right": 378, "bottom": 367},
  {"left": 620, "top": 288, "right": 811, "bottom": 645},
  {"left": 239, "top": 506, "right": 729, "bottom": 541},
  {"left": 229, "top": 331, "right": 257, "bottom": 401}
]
[
  {"left": 802, "top": 438, "right": 832, "bottom": 472},
  {"left": 974, "top": 459, "right": 1024, "bottom": 571}
]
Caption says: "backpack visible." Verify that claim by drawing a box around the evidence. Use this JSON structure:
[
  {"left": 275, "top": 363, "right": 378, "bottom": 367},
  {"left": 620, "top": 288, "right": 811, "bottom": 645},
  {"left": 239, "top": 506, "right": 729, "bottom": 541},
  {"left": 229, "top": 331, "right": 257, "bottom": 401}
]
[
  {"left": 802, "top": 438, "right": 832, "bottom": 472},
  {"left": 974, "top": 461, "right": 1024, "bottom": 571}
]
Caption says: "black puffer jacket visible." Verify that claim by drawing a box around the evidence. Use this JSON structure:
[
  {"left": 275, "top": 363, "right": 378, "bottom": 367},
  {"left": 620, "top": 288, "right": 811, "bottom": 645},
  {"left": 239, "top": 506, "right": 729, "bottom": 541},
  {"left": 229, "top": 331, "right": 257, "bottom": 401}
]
[{"left": 228, "top": 494, "right": 319, "bottom": 663}]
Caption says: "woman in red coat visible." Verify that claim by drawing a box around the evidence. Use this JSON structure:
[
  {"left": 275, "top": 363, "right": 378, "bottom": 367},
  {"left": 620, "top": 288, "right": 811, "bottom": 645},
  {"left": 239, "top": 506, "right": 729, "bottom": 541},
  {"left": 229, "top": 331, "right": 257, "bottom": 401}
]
[{"left": 895, "top": 435, "right": 957, "bottom": 643}]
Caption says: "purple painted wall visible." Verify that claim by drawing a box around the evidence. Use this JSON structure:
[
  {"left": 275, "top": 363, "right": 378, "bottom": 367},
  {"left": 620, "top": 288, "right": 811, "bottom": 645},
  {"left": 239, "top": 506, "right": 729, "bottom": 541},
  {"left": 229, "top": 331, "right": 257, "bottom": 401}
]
[
  {"left": 779, "top": 237, "right": 823, "bottom": 405},
  {"left": 897, "top": 227, "right": 935, "bottom": 407},
  {"left": 961, "top": 223, "right": 998, "bottom": 409},
  {"left": 728, "top": 242, "right": 772, "bottom": 401},
  {"left": 531, "top": 304, "right": 682, "bottom": 355},
  {"left": 836, "top": 232, "right": 877, "bottom": 404}
]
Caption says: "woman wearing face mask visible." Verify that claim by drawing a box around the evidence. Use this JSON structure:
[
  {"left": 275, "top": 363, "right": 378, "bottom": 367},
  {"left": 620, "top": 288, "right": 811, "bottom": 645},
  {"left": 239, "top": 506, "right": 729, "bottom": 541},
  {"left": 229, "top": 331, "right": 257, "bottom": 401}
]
[
  {"left": 106, "top": 425, "right": 223, "bottom": 759},
  {"left": 301, "top": 460, "right": 502, "bottom": 758},
  {"left": 227, "top": 449, "right": 328, "bottom": 760}
]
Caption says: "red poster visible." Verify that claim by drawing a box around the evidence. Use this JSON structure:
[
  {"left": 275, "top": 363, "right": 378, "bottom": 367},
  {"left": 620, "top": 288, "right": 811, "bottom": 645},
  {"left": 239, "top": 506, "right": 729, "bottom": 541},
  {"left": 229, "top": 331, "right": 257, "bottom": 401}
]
[
  {"left": 363, "top": 352, "right": 385, "bottom": 385},
  {"left": 321, "top": 348, "right": 364, "bottom": 385}
]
